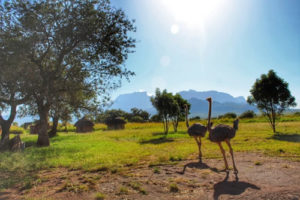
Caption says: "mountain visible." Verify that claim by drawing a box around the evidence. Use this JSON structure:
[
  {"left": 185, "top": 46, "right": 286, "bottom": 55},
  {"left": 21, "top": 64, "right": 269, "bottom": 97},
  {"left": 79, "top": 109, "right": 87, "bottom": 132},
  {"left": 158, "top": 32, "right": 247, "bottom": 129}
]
[
  {"left": 179, "top": 90, "right": 247, "bottom": 104},
  {"left": 110, "top": 90, "right": 257, "bottom": 117},
  {"left": 187, "top": 98, "right": 257, "bottom": 118},
  {"left": 110, "top": 92, "right": 156, "bottom": 114}
]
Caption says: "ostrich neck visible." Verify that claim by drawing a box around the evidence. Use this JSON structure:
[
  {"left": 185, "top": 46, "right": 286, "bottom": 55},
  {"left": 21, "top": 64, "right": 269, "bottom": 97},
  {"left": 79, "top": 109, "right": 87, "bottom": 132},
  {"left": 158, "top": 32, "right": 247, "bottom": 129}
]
[
  {"left": 185, "top": 107, "right": 189, "bottom": 128},
  {"left": 207, "top": 101, "right": 212, "bottom": 132}
]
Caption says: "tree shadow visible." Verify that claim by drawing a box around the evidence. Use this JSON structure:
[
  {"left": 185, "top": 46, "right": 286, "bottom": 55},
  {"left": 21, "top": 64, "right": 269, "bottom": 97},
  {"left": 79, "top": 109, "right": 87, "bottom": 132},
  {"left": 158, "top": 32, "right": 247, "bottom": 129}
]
[
  {"left": 269, "top": 132, "right": 300, "bottom": 143},
  {"left": 152, "top": 131, "right": 186, "bottom": 136},
  {"left": 139, "top": 137, "right": 174, "bottom": 145},
  {"left": 152, "top": 132, "right": 166, "bottom": 136},
  {"left": 179, "top": 161, "right": 219, "bottom": 174},
  {"left": 24, "top": 140, "right": 36, "bottom": 148},
  {"left": 213, "top": 172, "right": 260, "bottom": 200}
]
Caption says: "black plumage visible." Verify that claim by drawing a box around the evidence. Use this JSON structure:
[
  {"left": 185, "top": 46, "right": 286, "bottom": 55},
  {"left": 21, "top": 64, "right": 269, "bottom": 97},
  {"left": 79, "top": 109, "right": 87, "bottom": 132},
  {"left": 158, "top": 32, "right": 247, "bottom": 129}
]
[
  {"left": 209, "top": 123, "right": 237, "bottom": 142},
  {"left": 188, "top": 123, "right": 207, "bottom": 137}
]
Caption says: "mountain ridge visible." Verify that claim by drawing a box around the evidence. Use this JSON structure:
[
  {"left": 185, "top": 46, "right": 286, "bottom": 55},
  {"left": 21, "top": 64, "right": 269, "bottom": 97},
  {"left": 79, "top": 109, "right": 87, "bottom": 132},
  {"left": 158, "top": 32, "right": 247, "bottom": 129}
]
[{"left": 110, "top": 90, "right": 256, "bottom": 117}]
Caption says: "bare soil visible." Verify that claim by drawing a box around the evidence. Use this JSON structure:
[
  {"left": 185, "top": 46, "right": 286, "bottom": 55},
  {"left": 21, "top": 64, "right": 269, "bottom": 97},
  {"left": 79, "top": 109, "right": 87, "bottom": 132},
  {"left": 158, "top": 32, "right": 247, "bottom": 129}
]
[{"left": 1, "top": 152, "right": 300, "bottom": 200}]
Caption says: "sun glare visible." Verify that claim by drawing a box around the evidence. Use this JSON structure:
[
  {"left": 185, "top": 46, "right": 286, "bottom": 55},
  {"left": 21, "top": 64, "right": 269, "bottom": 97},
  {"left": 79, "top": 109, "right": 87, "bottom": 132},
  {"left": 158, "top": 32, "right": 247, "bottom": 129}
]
[{"left": 162, "top": 0, "right": 225, "bottom": 28}]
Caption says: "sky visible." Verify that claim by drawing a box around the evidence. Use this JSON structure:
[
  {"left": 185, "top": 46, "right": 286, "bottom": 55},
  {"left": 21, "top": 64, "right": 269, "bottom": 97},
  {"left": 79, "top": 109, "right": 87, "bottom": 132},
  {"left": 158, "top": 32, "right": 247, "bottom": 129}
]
[{"left": 109, "top": 0, "right": 300, "bottom": 106}]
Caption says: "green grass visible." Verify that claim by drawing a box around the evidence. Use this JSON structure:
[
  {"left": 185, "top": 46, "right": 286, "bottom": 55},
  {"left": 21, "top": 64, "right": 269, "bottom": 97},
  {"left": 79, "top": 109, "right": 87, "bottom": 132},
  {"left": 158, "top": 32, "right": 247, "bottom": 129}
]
[
  {"left": 169, "top": 183, "right": 179, "bottom": 193},
  {"left": 0, "top": 119, "right": 300, "bottom": 189},
  {"left": 95, "top": 192, "right": 105, "bottom": 200}
]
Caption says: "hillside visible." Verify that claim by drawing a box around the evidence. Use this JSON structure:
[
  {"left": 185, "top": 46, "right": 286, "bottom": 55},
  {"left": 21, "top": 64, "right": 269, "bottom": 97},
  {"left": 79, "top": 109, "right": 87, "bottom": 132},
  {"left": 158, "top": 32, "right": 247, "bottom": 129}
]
[{"left": 110, "top": 90, "right": 257, "bottom": 117}]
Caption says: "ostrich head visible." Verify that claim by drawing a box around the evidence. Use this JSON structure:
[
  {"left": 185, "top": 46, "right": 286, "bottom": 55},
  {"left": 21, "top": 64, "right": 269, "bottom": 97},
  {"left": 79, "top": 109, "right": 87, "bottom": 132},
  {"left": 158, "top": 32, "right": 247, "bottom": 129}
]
[
  {"left": 233, "top": 118, "right": 239, "bottom": 130},
  {"left": 206, "top": 97, "right": 212, "bottom": 103}
]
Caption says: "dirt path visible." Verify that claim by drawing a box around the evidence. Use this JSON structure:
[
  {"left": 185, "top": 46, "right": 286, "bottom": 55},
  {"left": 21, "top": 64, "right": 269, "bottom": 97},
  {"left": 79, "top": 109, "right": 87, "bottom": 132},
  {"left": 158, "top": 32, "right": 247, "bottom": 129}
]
[{"left": 1, "top": 152, "right": 300, "bottom": 200}]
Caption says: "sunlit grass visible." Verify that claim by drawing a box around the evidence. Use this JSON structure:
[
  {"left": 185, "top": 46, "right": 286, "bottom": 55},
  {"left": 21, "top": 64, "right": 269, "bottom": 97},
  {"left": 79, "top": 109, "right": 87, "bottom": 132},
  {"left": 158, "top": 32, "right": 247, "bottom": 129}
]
[{"left": 0, "top": 118, "right": 299, "bottom": 189}]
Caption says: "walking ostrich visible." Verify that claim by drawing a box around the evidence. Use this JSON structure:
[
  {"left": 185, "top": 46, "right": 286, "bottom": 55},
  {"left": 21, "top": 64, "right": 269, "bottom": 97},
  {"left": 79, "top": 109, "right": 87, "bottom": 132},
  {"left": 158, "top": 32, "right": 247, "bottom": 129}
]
[
  {"left": 185, "top": 104, "right": 208, "bottom": 163},
  {"left": 206, "top": 97, "right": 239, "bottom": 174}
]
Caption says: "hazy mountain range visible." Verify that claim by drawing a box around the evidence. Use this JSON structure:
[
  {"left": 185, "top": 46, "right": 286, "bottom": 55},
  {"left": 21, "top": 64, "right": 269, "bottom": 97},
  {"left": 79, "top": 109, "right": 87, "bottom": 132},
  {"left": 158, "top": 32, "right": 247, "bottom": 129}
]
[{"left": 110, "top": 90, "right": 258, "bottom": 117}]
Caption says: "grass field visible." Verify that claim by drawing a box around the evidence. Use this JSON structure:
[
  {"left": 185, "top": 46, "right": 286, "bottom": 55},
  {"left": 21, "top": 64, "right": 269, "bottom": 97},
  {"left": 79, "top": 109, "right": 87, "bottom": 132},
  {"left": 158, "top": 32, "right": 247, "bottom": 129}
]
[{"left": 0, "top": 117, "right": 300, "bottom": 189}]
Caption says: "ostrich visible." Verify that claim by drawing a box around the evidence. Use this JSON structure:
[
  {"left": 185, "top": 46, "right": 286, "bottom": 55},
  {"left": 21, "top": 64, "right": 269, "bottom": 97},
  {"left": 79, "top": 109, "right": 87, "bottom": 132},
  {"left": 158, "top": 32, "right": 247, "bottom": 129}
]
[
  {"left": 185, "top": 104, "right": 208, "bottom": 163},
  {"left": 206, "top": 97, "right": 239, "bottom": 174}
]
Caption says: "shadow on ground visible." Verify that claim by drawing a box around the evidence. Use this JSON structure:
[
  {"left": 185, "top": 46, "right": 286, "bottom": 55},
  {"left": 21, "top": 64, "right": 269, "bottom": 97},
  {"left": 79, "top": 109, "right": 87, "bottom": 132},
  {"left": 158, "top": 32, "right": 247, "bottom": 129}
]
[
  {"left": 139, "top": 137, "right": 174, "bottom": 145},
  {"left": 269, "top": 133, "right": 300, "bottom": 143},
  {"left": 179, "top": 161, "right": 220, "bottom": 174},
  {"left": 213, "top": 172, "right": 260, "bottom": 200},
  {"left": 152, "top": 131, "right": 186, "bottom": 136}
]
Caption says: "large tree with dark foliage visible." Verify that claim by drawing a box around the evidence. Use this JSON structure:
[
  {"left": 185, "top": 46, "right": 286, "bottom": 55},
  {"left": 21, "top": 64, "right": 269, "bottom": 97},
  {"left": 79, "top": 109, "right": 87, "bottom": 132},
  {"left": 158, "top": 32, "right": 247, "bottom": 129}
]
[
  {"left": 2, "top": 0, "right": 136, "bottom": 146},
  {"left": 0, "top": 8, "right": 33, "bottom": 150},
  {"left": 247, "top": 70, "right": 296, "bottom": 133}
]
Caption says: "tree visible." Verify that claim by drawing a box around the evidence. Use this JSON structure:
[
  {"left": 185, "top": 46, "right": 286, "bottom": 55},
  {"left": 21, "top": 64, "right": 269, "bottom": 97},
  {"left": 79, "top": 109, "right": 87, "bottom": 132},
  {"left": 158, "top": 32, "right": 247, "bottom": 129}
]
[
  {"left": 0, "top": 10, "right": 33, "bottom": 150},
  {"left": 150, "top": 114, "right": 162, "bottom": 122},
  {"left": 170, "top": 94, "right": 190, "bottom": 132},
  {"left": 151, "top": 88, "right": 178, "bottom": 134},
  {"left": 247, "top": 70, "right": 296, "bottom": 133},
  {"left": 96, "top": 109, "right": 128, "bottom": 124},
  {"left": 3, "top": 0, "right": 136, "bottom": 146},
  {"left": 129, "top": 108, "right": 150, "bottom": 122}
]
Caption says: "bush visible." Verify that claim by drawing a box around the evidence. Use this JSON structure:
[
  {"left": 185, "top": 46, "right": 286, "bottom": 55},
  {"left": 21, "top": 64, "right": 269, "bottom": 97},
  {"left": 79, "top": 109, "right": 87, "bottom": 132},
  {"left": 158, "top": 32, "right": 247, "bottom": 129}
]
[
  {"left": 169, "top": 183, "right": 179, "bottom": 193},
  {"left": 240, "top": 110, "right": 256, "bottom": 119},
  {"left": 9, "top": 126, "right": 25, "bottom": 134},
  {"left": 218, "top": 112, "right": 237, "bottom": 119},
  {"left": 293, "top": 112, "right": 300, "bottom": 116},
  {"left": 190, "top": 116, "right": 201, "bottom": 120},
  {"left": 129, "top": 116, "right": 144, "bottom": 122},
  {"left": 150, "top": 114, "right": 162, "bottom": 122}
]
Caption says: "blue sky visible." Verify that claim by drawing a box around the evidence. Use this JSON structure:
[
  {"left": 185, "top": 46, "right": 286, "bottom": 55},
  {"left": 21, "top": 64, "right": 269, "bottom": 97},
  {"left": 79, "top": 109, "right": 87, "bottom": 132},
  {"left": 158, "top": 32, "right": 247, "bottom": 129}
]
[{"left": 110, "top": 0, "right": 300, "bottom": 107}]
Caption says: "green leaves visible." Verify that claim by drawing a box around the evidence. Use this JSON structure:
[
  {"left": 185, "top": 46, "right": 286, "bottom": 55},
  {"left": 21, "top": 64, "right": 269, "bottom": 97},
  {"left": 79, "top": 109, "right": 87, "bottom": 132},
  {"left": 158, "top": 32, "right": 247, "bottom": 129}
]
[
  {"left": 151, "top": 88, "right": 190, "bottom": 133},
  {"left": 248, "top": 70, "right": 296, "bottom": 133}
]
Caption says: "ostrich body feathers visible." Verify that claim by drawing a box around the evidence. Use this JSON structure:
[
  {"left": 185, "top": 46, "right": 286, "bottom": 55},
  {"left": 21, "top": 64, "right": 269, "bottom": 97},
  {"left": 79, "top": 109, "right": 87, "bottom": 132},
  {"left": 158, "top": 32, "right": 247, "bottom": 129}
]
[
  {"left": 188, "top": 123, "right": 207, "bottom": 137},
  {"left": 209, "top": 124, "right": 236, "bottom": 142}
]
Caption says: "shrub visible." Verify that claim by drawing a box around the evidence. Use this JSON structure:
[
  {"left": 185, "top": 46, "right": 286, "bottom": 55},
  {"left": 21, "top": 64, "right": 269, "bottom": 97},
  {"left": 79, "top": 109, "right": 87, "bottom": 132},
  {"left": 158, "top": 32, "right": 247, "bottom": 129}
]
[
  {"left": 218, "top": 112, "right": 237, "bottom": 119},
  {"left": 9, "top": 126, "right": 25, "bottom": 134},
  {"left": 129, "top": 116, "right": 144, "bottom": 122},
  {"left": 293, "top": 112, "right": 300, "bottom": 116},
  {"left": 239, "top": 110, "right": 256, "bottom": 119},
  {"left": 150, "top": 114, "right": 162, "bottom": 122},
  {"left": 95, "top": 192, "right": 105, "bottom": 200},
  {"left": 169, "top": 183, "right": 179, "bottom": 193},
  {"left": 190, "top": 116, "right": 201, "bottom": 120}
]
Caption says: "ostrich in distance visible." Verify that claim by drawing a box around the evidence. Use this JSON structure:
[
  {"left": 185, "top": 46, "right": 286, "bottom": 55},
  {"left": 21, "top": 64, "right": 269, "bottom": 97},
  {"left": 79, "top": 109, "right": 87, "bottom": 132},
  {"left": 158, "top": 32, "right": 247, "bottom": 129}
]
[
  {"left": 206, "top": 97, "right": 239, "bottom": 174},
  {"left": 185, "top": 104, "right": 208, "bottom": 163}
]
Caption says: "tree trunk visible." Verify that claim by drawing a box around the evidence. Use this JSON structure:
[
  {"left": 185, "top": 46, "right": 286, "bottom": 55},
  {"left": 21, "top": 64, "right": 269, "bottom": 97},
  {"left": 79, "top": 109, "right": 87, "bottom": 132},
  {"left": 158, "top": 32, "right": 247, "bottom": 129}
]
[
  {"left": 172, "top": 118, "right": 178, "bottom": 132},
  {"left": 37, "top": 108, "right": 50, "bottom": 147},
  {"left": 0, "top": 105, "right": 17, "bottom": 151},
  {"left": 0, "top": 122, "right": 11, "bottom": 151},
  {"left": 272, "top": 123, "right": 276, "bottom": 133},
  {"left": 165, "top": 118, "right": 169, "bottom": 135},
  {"left": 48, "top": 115, "right": 59, "bottom": 138}
]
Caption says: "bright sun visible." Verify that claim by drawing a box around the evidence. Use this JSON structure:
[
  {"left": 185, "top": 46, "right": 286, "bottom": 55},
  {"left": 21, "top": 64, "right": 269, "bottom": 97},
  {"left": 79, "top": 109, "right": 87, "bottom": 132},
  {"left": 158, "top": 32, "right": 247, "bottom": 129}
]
[{"left": 162, "top": 0, "right": 225, "bottom": 29}]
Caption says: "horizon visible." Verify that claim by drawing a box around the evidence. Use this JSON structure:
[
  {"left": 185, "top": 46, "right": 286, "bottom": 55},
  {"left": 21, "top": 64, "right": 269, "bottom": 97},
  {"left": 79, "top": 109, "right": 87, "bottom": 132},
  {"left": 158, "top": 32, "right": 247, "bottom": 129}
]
[{"left": 109, "top": 0, "right": 300, "bottom": 108}]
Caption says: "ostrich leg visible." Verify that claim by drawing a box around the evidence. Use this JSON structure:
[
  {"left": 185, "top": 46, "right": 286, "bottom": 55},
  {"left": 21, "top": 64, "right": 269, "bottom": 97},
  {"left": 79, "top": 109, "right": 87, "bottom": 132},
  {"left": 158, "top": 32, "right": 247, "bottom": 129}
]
[
  {"left": 225, "top": 139, "right": 238, "bottom": 174},
  {"left": 217, "top": 142, "right": 229, "bottom": 171},
  {"left": 194, "top": 136, "right": 202, "bottom": 162}
]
